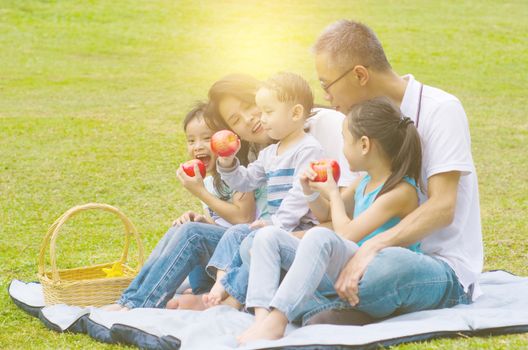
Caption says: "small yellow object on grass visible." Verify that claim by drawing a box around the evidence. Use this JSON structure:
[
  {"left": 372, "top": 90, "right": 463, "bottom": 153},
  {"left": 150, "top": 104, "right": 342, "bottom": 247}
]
[{"left": 102, "top": 262, "right": 124, "bottom": 278}]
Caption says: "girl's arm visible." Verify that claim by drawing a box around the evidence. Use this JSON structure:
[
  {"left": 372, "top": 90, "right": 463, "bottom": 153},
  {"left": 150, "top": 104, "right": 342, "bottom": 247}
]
[
  {"left": 300, "top": 167, "right": 360, "bottom": 222},
  {"left": 196, "top": 190, "right": 256, "bottom": 224},
  {"left": 176, "top": 165, "right": 256, "bottom": 224},
  {"left": 328, "top": 181, "right": 418, "bottom": 242}
]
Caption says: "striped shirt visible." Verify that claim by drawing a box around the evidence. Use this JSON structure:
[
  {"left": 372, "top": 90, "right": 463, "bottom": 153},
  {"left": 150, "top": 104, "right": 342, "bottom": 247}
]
[{"left": 217, "top": 134, "right": 325, "bottom": 232}]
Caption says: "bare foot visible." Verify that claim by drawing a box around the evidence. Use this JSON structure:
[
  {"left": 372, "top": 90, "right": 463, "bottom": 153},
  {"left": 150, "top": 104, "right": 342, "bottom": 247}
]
[
  {"left": 220, "top": 295, "right": 242, "bottom": 310},
  {"left": 202, "top": 280, "right": 228, "bottom": 308},
  {"left": 236, "top": 308, "right": 269, "bottom": 342},
  {"left": 100, "top": 304, "right": 128, "bottom": 311},
  {"left": 167, "top": 294, "right": 207, "bottom": 310},
  {"left": 237, "top": 310, "right": 288, "bottom": 345},
  {"left": 165, "top": 298, "right": 180, "bottom": 309}
]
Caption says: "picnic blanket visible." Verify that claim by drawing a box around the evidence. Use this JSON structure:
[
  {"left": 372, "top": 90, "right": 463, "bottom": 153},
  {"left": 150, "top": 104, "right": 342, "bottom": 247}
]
[{"left": 9, "top": 270, "right": 528, "bottom": 349}]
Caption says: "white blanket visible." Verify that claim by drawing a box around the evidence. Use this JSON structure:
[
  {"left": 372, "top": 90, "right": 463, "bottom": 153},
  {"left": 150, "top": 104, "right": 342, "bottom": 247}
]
[{"left": 9, "top": 271, "right": 528, "bottom": 349}]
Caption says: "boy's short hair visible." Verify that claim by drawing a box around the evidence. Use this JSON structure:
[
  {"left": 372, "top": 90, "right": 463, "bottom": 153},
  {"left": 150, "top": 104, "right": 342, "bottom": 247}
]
[
  {"left": 262, "top": 72, "right": 314, "bottom": 118},
  {"left": 312, "top": 20, "right": 391, "bottom": 72}
]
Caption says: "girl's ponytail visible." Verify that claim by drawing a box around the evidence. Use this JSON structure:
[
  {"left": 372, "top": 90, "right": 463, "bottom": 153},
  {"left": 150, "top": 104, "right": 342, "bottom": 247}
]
[
  {"left": 347, "top": 97, "right": 423, "bottom": 199},
  {"left": 379, "top": 116, "right": 422, "bottom": 199}
]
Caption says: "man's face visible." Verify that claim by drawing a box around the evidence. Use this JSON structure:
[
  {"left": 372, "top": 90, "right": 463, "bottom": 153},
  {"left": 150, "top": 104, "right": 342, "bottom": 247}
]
[{"left": 315, "top": 53, "right": 368, "bottom": 114}]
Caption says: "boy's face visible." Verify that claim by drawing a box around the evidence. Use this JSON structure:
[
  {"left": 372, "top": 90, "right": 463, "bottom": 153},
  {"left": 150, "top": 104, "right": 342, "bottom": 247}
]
[
  {"left": 185, "top": 116, "right": 215, "bottom": 173},
  {"left": 255, "top": 87, "right": 299, "bottom": 141}
]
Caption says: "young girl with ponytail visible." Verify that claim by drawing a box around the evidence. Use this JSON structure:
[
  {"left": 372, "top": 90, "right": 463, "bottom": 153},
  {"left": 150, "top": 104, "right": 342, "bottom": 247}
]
[{"left": 238, "top": 96, "right": 424, "bottom": 344}]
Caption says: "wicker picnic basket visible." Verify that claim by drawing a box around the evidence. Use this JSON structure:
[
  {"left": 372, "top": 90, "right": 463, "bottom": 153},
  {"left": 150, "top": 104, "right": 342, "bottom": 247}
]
[{"left": 38, "top": 203, "right": 145, "bottom": 307}]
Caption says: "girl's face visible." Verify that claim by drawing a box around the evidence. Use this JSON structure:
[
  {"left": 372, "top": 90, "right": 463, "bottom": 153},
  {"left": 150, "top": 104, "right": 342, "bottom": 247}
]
[
  {"left": 342, "top": 118, "right": 365, "bottom": 172},
  {"left": 185, "top": 116, "right": 216, "bottom": 173},
  {"left": 218, "top": 95, "right": 273, "bottom": 145}
]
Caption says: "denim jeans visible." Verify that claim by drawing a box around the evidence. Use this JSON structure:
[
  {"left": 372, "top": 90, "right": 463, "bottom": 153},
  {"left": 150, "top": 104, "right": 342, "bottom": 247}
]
[
  {"left": 247, "top": 226, "right": 471, "bottom": 324},
  {"left": 206, "top": 224, "right": 252, "bottom": 278},
  {"left": 245, "top": 226, "right": 301, "bottom": 311},
  {"left": 118, "top": 222, "right": 227, "bottom": 309},
  {"left": 188, "top": 265, "right": 215, "bottom": 294},
  {"left": 204, "top": 224, "right": 255, "bottom": 305}
]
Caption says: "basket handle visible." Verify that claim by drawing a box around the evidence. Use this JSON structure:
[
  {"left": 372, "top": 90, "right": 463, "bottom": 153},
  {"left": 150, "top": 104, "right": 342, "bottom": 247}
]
[{"left": 38, "top": 203, "right": 145, "bottom": 282}]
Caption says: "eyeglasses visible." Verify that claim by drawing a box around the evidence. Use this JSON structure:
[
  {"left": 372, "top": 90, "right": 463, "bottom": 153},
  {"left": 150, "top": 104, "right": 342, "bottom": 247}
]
[{"left": 320, "top": 65, "right": 366, "bottom": 93}]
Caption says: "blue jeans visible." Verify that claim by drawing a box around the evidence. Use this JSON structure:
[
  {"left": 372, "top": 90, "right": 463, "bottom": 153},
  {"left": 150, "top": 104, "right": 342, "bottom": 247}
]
[
  {"left": 206, "top": 224, "right": 251, "bottom": 278},
  {"left": 118, "top": 222, "right": 227, "bottom": 309},
  {"left": 205, "top": 224, "right": 254, "bottom": 304},
  {"left": 247, "top": 226, "right": 471, "bottom": 324},
  {"left": 188, "top": 265, "right": 215, "bottom": 294}
]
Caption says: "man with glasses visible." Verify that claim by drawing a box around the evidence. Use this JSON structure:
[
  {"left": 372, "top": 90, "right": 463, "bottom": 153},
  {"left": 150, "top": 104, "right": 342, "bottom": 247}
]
[{"left": 305, "top": 19, "right": 483, "bottom": 324}]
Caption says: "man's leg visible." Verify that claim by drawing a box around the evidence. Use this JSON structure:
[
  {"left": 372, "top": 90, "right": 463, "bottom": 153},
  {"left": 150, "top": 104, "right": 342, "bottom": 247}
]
[
  {"left": 354, "top": 247, "right": 471, "bottom": 318},
  {"left": 118, "top": 222, "right": 227, "bottom": 309}
]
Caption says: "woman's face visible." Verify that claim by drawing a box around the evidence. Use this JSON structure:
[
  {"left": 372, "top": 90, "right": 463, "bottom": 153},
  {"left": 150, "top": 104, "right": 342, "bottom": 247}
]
[{"left": 218, "top": 95, "right": 273, "bottom": 145}]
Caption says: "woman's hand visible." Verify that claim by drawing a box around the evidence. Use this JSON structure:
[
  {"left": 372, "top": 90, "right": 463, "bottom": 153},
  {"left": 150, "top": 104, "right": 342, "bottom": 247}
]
[
  {"left": 308, "top": 164, "right": 340, "bottom": 198},
  {"left": 172, "top": 211, "right": 207, "bottom": 226},
  {"left": 176, "top": 163, "right": 206, "bottom": 196}
]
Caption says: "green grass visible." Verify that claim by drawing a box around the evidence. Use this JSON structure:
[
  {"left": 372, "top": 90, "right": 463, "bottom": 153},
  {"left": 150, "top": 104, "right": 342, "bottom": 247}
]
[{"left": 1, "top": 0, "right": 527, "bottom": 348}]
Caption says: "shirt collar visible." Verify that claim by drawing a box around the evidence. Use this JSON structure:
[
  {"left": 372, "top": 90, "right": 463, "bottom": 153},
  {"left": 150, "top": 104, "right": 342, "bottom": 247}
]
[{"left": 400, "top": 74, "right": 422, "bottom": 123}]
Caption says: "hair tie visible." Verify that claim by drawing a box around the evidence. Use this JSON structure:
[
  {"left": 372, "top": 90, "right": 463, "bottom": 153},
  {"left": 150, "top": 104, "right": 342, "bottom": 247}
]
[{"left": 398, "top": 116, "right": 414, "bottom": 129}]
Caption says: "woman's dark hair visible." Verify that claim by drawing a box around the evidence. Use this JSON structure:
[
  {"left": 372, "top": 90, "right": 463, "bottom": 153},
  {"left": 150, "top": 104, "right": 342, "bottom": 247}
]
[
  {"left": 204, "top": 73, "right": 262, "bottom": 167},
  {"left": 183, "top": 101, "right": 230, "bottom": 200},
  {"left": 347, "top": 96, "right": 423, "bottom": 199}
]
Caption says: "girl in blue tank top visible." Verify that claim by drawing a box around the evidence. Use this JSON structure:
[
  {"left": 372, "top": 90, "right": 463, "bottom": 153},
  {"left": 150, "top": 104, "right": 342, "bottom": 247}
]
[{"left": 238, "top": 97, "right": 424, "bottom": 344}]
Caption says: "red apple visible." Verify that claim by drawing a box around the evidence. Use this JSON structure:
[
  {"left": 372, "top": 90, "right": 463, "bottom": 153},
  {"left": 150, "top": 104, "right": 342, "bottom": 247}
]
[
  {"left": 182, "top": 159, "right": 206, "bottom": 178},
  {"left": 310, "top": 159, "right": 341, "bottom": 183},
  {"left": 211, "top": 130, "right": 240, "bottom": 157}
]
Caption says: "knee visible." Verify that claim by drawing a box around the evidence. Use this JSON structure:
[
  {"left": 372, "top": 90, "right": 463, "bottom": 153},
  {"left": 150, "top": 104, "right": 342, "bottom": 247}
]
[
  {"left": 251, "top": 226, "right": 287, "bottom": 249},
  {"left": 176, "top": 222, "right": 206, "bottom": 241},
  {"left": 361, "top": 247, "right": 418, "bottom": 288},
  {"left": 224, "top": 224, "right": 250, "bottom": 241},
  {"left": 302, "top": 227, "right": 340, "bottom": 252}
]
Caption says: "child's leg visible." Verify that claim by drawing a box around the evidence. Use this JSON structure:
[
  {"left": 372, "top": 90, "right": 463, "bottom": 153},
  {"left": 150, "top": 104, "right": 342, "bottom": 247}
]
[
  {"left": 269, "top": 227, "right": 357, "bottom": 322},
  {"left": 244, "top": 226, "right": 300, "bottom": 313},
  {"left": 237, "top": 309, "right": 288, "bottom": 344},
  {"left": 202, "top": 224, "right": 252, "bottom": 307},
  {"left": 239, "top": 227, "right": 356, "bottom": 343},
  {"left": 205, "top": 224, "right": 251, "bottom": 279},
  {"left": 202, "top": 269, "right": 227, "bottom": 307},
  {"left": 215, "top": 232, "right": 256, "bottom": 306}
]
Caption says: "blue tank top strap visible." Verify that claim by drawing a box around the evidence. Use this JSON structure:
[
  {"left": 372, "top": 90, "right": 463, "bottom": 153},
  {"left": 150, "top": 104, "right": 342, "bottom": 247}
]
[
  {"left": 354, "top": 175, "right": 371, "bottom": 202},
  {"left": 402, "top": 176, "right": 418, "bottom": 191}
]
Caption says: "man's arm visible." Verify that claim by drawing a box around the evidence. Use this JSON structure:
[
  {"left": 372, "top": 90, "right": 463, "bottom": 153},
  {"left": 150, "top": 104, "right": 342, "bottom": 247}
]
[{"left": 334, "top": 171, "right": 461, "bottom": 305}]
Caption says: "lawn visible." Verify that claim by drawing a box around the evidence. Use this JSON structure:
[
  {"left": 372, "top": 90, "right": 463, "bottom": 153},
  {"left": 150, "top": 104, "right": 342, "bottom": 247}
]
[{"left": 1, "top": 0, "right": 527, "bottom": 349}]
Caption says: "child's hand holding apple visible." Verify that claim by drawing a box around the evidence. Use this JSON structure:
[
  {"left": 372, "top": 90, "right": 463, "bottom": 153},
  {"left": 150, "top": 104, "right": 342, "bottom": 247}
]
[
  {"left": 211, "top": 130, "right": 241, "bottom": 168},
  {"left": 177, "top": 159, "right": 207, "bottom": 196},
  {"left": 306, "top": 159, "right": 341, "bottom": 198}
]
